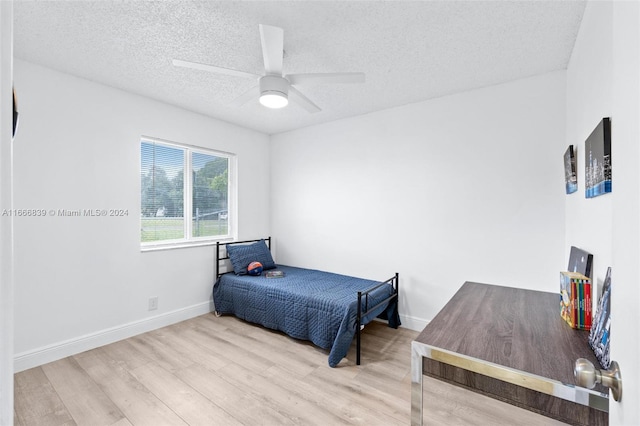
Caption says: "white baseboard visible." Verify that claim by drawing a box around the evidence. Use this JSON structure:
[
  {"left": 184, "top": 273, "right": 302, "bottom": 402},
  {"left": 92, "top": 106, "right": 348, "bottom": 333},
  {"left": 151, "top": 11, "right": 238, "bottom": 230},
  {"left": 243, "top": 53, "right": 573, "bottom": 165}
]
[
  {"left": 14, "top": 301, "right": 213, "bottom": 373},
  {"left": 15, "top": 303, "right": 428, "bottom": 372},
  {"left": 399, "top": 313, "right": 429, "bottom": 332}
]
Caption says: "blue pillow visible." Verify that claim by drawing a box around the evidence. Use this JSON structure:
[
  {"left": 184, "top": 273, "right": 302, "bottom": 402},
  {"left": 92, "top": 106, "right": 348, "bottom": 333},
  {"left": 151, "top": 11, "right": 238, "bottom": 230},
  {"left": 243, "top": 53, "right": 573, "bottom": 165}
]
[{"left": 226, "top": 240, "right": 276, "bottom": 275}]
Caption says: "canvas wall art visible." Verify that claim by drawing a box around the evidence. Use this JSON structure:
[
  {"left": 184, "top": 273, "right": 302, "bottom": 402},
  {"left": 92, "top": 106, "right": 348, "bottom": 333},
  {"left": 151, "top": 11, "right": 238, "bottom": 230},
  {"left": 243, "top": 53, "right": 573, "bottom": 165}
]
[
  {"left": 589, "top": 267, "right": 611, "bottom": 369},
  {"left": 585, "top": 118, "right": 612, "bottom": 198},
  {"left": 564, "top": 145, "right": 577, "bottom": 194}
]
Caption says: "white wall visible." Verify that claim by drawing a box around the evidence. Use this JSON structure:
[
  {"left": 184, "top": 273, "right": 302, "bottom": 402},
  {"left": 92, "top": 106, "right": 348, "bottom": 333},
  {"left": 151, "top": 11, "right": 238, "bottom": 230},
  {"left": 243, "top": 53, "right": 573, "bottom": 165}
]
[
  {"left": 610, "top": 1, "right": 640, "bottom": 421},
  {"left": 12, "top": 59, "right": 270, "bottom": 371},
  {"left": 0, "top": 2, "right": 13, "bottom": 423},
  {"left": 565, "top": 1, "right": 613, "bottom": 284},
  {"left": 566, "top": 1, "right": 640, "bottom": 423},
  {"left": 271, "top": 72, "right": 567, "bottom": 329}
]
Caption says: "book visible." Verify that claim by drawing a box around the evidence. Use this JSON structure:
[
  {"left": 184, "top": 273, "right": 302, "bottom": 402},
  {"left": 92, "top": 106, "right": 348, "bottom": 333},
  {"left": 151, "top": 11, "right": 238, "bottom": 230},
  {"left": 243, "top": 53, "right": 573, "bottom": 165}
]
[
  {"left": 585, "top": 281, "right": 592, "bottom": 329},
  {"left": 265, "top": 270, "right": 285, "bottom": 279},
  {"left": 560, "top": 271, "right": 592, "bottom": 330}
]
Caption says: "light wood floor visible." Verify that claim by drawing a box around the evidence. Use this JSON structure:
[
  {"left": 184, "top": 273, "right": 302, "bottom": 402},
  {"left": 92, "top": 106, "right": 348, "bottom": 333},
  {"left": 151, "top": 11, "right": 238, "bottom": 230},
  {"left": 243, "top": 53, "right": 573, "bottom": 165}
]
[{"left": 14, "top": 314, "right": 567, "bottom": 425}]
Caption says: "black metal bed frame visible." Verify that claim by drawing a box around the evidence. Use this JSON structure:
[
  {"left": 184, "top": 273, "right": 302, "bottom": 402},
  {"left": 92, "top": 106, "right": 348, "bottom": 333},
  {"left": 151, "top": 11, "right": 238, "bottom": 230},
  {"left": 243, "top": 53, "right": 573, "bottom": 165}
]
[
  {"left": 215, "top": 237, "right": 272, "bottom": 279},
  {"left": 215, "top": 237, "right": 399, "bottom": 365}
]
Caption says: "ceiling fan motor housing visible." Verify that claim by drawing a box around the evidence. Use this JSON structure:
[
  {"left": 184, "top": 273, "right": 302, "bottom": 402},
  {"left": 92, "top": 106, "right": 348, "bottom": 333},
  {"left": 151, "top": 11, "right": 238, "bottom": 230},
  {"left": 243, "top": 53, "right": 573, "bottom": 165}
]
[{"left": 260, "top": 75, "right": 289, "bottom": 97}]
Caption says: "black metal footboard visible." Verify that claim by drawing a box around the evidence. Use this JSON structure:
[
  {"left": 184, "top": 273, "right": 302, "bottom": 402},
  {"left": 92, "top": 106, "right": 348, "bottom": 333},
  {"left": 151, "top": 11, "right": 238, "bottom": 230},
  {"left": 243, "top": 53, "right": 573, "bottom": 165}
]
[{"left": 356, "top": 273, "right": 400, "bottom": 365}]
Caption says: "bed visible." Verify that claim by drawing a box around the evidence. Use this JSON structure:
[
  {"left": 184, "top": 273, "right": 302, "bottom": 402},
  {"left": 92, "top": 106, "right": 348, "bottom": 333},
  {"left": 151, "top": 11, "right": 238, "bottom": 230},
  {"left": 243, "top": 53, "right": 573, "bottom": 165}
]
[{"left": 212, "top": 238, "right": 400, "bottom": 367}]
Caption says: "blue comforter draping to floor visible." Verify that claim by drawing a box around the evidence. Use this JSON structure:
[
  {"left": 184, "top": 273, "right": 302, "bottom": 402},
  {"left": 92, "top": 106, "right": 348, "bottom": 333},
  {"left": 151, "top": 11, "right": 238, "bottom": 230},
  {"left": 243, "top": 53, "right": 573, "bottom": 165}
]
[{"left": 212, "top": 265, "right": 399, "bottom": 367}]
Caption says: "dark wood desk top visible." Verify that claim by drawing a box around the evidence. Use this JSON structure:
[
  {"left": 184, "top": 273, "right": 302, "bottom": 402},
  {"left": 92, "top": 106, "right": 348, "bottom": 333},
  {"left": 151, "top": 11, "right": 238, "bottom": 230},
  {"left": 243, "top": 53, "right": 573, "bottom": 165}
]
[{"left": 415, "top": 281, "right": 603, "bottom": 390}]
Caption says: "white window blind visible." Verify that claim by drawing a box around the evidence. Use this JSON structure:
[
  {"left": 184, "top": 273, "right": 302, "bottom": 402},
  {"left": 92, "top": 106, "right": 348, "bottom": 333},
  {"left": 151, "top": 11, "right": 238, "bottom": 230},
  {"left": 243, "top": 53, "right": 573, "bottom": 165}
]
[{"left": 140, "top": 138, "right": 232, "bottom": 247}]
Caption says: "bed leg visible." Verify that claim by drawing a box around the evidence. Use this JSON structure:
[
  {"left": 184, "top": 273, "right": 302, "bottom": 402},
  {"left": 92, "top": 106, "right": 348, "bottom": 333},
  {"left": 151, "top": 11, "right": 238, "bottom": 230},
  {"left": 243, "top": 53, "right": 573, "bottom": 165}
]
[
  {"left": 215, "top": 241, "right": 220, "bottom": 279},
  {"left": 394, "top": 272, "right": 400, "bottom": 329},
  {"left": 357, "top": 291, "right": 362, "bottom": 365}
]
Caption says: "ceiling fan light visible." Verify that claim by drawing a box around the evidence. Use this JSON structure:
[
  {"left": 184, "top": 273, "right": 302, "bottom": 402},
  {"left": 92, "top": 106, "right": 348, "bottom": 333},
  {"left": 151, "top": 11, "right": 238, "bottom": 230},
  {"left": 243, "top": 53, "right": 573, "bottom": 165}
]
[{"left": 259, "top": 91, "right": 289, "bottom": 109}]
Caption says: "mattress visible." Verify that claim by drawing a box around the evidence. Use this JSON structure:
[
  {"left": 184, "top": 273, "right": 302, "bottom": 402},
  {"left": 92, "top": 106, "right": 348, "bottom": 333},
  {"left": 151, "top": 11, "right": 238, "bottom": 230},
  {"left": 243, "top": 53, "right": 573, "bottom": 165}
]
[{"left": 213, "top": 265, "right": 399, "bottom": 367}]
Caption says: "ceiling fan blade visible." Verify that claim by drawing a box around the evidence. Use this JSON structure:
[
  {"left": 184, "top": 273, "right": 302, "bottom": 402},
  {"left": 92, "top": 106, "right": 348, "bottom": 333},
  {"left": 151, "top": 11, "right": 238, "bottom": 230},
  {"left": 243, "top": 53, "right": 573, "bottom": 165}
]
[
  {"left": 230, "top": 85, "right": 260, "bottom": 107},
  {"left": 259, "top": 24, "right": 284, "bottom": 75},
  {"left": 289, "top": 86, "right": 321, "bottom": 113},
  {"left": 172, "top": 59, "right": 258, "bottom": 79},
  {"left": 286, "top": 72, "right": 365, "bottom": 86}
]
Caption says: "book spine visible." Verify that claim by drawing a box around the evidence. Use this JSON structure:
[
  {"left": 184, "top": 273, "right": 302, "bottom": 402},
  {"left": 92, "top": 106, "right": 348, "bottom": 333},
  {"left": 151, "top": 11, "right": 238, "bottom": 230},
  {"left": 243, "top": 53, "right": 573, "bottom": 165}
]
[
  {"left": 568, "top": 279, "right": 572, "bottom": 328},
  {"left": 579, "top": 280, "right": 584, "bottom": 329},
  {"left": 583, "top": 279, "right": 588, "bottom": 329},
  {"left": 572, "top": 279, "right": 577, "bottom": 328},
  {"left": 559, "top": 273, "right": 592, "bottom": 330},
  {"left": 560, "top": 273, "right": 567, "bottom": 325},
  {"left": 585, "top": 281, "right": 592, "bottom": 330},
  {"left": 575, "top": 279, "right": 593, "bottom": 330}
]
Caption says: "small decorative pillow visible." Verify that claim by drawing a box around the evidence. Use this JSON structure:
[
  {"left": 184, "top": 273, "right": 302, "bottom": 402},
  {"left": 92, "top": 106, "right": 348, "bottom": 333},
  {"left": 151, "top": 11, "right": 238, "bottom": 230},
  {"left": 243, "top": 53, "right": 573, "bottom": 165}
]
[{"left": 226, "top": 240, "right": 276, "bottom": 275}]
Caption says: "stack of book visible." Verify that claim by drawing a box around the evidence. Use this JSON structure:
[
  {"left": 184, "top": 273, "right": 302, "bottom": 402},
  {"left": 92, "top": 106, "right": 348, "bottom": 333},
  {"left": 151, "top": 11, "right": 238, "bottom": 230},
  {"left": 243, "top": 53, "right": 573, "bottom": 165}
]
[{"left": 560, "top": 271, "right": 592, "bottom": 330}]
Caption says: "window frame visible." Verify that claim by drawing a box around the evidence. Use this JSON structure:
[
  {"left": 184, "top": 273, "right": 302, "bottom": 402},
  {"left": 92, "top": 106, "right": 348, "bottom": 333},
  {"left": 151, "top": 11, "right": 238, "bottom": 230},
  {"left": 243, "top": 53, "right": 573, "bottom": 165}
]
[{"left": 140, "top": 136, "right": 236, "bottom": 251}]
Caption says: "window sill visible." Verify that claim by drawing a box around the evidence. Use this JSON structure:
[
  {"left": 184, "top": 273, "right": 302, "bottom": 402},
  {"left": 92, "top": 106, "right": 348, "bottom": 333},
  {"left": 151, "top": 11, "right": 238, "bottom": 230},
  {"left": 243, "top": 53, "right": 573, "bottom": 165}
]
[{"left": 141, "top": 238, "right": 233, "bottom": 252}]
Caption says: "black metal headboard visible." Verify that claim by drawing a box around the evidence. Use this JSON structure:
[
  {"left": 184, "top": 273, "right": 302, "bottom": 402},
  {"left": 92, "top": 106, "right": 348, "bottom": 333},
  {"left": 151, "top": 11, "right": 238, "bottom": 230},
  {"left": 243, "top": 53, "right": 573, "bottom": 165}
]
[{"left": 215, "top": 237, "right": 272, "bottom": 279}]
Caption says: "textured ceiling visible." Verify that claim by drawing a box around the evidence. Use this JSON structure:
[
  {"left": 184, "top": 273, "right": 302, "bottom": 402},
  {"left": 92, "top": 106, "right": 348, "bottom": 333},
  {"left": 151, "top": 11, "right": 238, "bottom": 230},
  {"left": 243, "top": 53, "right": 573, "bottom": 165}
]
[{"left": 13, "top": 1, "right": 586, "bottom": 135}]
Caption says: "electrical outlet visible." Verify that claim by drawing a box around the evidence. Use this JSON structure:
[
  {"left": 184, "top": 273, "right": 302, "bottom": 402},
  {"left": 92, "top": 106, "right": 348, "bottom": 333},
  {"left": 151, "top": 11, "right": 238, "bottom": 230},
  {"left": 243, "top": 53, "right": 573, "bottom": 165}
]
[{"left": 148, "top": 296, "right": 158, "bottom": 311}]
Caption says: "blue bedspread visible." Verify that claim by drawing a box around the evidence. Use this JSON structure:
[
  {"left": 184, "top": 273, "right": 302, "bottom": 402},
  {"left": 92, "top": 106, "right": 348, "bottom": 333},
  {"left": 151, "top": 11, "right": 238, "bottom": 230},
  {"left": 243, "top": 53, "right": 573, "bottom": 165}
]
[{"left": 212, "top": 265, "right": 399, "bottom": 367}]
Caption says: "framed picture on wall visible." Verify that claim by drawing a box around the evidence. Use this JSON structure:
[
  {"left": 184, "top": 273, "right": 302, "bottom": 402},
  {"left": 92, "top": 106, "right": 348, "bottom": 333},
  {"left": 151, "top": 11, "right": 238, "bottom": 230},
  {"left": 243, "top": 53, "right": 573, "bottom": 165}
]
[
  {"left": 585, "top": 117, "right": 612, "bottom": 198},
  {"left": 589, "top": 267, "right": 611, "bottom": 369},
  {"left": 13, "top": 87, "right": 19, "bottom": 139},
  {"left": 564, "top": 145, "right": 577, "bottom": 194}
]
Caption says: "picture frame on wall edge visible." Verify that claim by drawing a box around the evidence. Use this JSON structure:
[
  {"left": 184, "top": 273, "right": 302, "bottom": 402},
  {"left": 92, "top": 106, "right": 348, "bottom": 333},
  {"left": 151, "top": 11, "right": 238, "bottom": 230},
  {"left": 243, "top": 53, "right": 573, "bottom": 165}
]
[{"left": 564, "top": 145, "right": 577, "bottom": 194}]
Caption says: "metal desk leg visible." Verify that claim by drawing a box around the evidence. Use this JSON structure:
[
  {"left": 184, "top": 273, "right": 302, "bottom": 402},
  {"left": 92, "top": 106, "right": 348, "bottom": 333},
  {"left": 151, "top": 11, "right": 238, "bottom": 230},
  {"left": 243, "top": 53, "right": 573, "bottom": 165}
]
[{"left": 411, "top": 341, "right": 424, "bottom": 426}]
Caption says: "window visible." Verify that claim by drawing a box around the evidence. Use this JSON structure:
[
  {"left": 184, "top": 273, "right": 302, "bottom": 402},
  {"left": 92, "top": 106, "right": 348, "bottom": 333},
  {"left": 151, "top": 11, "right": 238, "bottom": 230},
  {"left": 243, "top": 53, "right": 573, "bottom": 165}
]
[{"left": 140, "top": 137, "right": 233, "bottom": 248}]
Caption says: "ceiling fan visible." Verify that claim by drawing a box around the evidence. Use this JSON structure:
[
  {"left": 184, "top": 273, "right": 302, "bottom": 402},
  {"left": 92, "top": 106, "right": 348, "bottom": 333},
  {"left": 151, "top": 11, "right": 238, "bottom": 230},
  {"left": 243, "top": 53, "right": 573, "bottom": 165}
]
[{"left": 172, "top": 24, "right": 365, "bottom": 113}]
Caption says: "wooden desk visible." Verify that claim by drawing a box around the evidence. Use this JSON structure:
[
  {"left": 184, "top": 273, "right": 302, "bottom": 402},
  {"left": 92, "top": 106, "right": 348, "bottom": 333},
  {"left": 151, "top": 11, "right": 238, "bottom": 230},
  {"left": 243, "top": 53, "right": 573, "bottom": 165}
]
[{"left": 411, "top": 282, "right": 608, "bottom": 426}]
